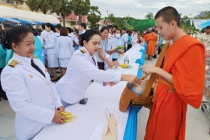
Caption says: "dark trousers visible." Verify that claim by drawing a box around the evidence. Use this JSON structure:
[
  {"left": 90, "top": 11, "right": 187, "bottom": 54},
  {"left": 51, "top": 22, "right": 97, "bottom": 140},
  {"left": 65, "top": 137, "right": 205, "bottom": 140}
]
[
  {"left": 97, "top": 62, "right": 105, "bottom": 70},
  {"left": 127, "top": 44, "right": 132, "bottom": 50}
]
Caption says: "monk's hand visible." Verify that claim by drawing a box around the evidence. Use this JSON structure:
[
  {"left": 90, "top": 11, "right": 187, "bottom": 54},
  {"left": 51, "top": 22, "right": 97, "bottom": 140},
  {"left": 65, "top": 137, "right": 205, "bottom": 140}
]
[{"left": 141, "top": 65, "right": 159, "bottom": 75}]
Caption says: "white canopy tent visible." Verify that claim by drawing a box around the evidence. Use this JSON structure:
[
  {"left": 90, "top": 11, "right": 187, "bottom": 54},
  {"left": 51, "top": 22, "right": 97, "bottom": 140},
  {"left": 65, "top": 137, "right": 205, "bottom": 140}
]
[{"left": 0, "top": 5, "right": 60, "bottom": 24}]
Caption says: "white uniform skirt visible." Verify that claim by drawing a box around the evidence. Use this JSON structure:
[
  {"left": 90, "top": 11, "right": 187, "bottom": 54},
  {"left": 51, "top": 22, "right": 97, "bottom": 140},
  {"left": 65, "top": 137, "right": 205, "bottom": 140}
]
[
  {"left": 47, "top": 54, "right": 59, "bottom": 68},
  {"left": 59, "top": 58, "right": 70, "bottom": 68}
]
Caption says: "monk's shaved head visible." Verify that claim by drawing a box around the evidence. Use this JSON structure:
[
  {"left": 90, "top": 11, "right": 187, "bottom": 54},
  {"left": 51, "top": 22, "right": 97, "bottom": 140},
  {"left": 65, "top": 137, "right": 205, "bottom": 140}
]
[{"left": 155, "top": 6, "right": 180, "bottom": 27}]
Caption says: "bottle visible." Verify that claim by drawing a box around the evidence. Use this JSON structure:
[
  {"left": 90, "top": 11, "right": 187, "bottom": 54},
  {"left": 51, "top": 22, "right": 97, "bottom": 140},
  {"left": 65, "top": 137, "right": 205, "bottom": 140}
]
[{"left": 124, "top": 56, "right": 129, "bottom": 65}]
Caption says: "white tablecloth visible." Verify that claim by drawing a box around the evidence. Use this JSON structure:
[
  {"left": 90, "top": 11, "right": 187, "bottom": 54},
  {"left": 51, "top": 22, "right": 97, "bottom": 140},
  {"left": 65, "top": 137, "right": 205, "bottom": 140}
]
[{"left": 33, "top": 45, "right": 143, "bottom": 140}]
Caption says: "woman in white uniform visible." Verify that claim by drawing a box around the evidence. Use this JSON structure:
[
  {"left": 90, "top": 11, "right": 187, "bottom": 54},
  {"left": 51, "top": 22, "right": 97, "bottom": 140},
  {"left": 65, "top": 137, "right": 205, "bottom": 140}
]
[
  {"left": 0, "top": 26, "right": 66, "bottom": 140},
  {"left": 44, "top": 23, "right": 59, "bottom": 81},
  {"left": 56, "top": 27, "right": 74, "bottom": 77},
  {"left": 56, "top": 30, "right": 139, "bottom": 106}
]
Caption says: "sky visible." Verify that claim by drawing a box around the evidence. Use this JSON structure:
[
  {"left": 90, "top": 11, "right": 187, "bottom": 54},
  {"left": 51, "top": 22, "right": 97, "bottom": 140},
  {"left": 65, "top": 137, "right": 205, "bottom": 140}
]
[{"left": 90, "top": 0, "right": 210, "bottom": 19}]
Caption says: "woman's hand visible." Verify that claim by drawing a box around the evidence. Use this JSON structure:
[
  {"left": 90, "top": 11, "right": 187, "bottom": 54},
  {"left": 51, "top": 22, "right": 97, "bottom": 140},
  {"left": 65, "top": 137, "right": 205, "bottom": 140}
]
[
  {"left": 57, "top": 106, "right": 65, "bottom": 112},
  {"left": 107, "top": 82, "right": 117, "bottom": 87},
  {"left": 121, "top": 75, "right": 139, "bottom": 84},
  {"left": 107, "top": 50, "right": 114, "bottom": 55},
  {"left": 108, "top": 61, "right": 119, "bottom": 69},
  {"left": 53, "top": 110, "right": 66, "bottom": 124}
]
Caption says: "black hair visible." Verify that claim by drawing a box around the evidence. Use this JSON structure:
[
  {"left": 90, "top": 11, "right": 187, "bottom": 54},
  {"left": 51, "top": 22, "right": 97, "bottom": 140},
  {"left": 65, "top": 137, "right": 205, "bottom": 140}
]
[
  {"left": 107, "top": 25, "right": 113, "bottom": 29},
  {"left": 0, "top": 26, "right": 33, "bottom": 49},
  {"left": 155, "top": 6, "right": 180, "bottom": 27},
  {"left": 41, "top": 23, "right": 45, "bottom": 30},
  {"left": 79, "top": 29, "right": 100, "bottom": 46},
  {"left": 67, "top": 27, "right": 73, "bottom": 33},
  {"left": 122, "top": 28, "right": 126, "bottom": 31},
  {"left": 74, "top": 29, "right": 79, "bottom": 35},
  {"left": 79, "top": 23, "right": 86, "bottom": 29},
  {"left": 100, "top": 26, "right": 108, "bottom": 33},
  {"left": 27, "top": 26, "right": 39, "bottom": 36},
  {"left": 113, "top": 25, "right": 118, "bottom": 29},
  {"left": 54, "top": 24, "right": 62, "bottom": 30},
  {"left": 206, "top": 26, "right": 210, "bottom": 29},
  {"left": 45, "top": 23, "right": 55, "bottom": 32}
]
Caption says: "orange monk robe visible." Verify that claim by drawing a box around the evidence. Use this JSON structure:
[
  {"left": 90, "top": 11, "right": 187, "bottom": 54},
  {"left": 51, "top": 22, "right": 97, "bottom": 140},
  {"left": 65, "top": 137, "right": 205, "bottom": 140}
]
[
  {"left": 145, "top": 33, "right": 158, "bottom": 55},
  {"left": 144, "top": 35, "right": 205, "bottom": 140}
]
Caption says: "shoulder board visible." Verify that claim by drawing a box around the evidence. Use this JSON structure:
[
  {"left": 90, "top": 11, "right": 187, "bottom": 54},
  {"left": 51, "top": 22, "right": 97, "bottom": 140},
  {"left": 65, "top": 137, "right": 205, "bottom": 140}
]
[
  {"left": 32, "top": 55, "right": 37, "bottom": 58},
  {"left": 80, "top": 49, "right": 86, "bottom": 54},
  {"left": 8, "top": 60, "right": 18, "bottom": 68}
]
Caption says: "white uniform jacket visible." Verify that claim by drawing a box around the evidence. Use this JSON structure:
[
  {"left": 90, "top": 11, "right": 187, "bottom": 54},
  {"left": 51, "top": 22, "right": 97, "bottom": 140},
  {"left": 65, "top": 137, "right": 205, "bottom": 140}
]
[
  {"left": 45, "top": 32, "right": 56, "bottom": 55},
  {"left": 1, "top": 53, "right": 62, "bottom": 140},
  {"left": 56, "top": 47, "right": 121, "bottom": 104},
  {"left": 55, "top": 36, "right": 74, "bottom": 58}
]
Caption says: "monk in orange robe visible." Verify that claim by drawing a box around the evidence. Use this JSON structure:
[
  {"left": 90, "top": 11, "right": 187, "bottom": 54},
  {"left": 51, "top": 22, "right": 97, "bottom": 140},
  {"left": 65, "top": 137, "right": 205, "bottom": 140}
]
[
  {"left": 141, "top": 6, "right": 205, "bottom": 140},
  {"left": 145, "top": 30, "right": 158, "bottom": 61}
]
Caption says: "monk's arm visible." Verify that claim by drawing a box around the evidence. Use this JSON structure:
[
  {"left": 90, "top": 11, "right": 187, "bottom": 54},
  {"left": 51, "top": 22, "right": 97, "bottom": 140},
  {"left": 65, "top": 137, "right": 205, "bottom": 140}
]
[
  {"left": 155, "top": 68, "right": 173, "bottom": 84},
  {"left": 141, "top": 65, "right": 173, "bottom": 84}
]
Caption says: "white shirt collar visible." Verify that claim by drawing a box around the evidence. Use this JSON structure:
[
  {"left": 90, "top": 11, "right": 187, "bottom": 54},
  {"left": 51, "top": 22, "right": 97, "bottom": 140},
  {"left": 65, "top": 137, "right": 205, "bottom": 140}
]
[{"left": 13, "top": 53, "right": 32, "bottom": 65}]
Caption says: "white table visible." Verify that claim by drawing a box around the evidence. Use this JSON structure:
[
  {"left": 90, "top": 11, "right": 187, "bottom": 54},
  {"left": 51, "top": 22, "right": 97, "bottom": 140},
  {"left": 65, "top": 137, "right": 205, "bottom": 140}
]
[{"left": 33, "top": 45, "right": 143, "bottom": 140}]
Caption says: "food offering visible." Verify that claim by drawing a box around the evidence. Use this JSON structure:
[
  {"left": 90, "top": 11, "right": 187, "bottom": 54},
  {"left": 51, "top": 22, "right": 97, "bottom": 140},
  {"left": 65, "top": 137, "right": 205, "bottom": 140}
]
[
  {"left": 60, "top": 111, "right": 77, "bottom": 123},
  {"left": 119, "top": 64, "right": 132, "bottom": 69}
]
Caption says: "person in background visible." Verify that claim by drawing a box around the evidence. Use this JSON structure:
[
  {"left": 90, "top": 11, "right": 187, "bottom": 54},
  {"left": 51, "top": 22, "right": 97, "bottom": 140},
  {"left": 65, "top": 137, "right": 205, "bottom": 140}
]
[
  {"left": 113, "top": 25, "right": 118, "bottom": 33},
  {"left": 56, "top": 27, "right": 74, "bottom": 77},
  {"left": 142, "top": 6, "right": 205, "bottom": 140},
  {"left": 40, "top": 23, "right": 48, "bottom": 66},
  {"left": 144, "top": 29, "right": 158, "bottom": 61},
  {"left": 0, "top": 29, "right": 7, "bottom": 100},
  {"left": 54, "top": 24, "right": 61, "bottom": 39},
  {"left": 73, "top": 29, "right": 80, "bottom": 51},
  {"left": 78, "top": 23, "right": 86, "bottom": 35},
  {"left": 44, "top": 23, "right": 59, "bottom": 82},
  {"left": 121, "top": 28, "right": 128, "bottom": 51},
  {"left": 56, "top": 30, "right": 139, "bottom": 107},
  {"left": 28, "top": 27, "right": 44, "bottom": 64},
  {"left": 110, "top": 29, "right": 124, "bottom": 61},
  {"left": 1, "top": 26, "right": 65, "bottom": 140},
  {"left": 127, "top": 31, "right": 132, "bottom": 50},
  {"left": 95, "top": 26, "right": 118, "bottom": 70},
  {"left": 198, "top": 25, "right": 210, "bottom": 51},
  {"left": 131, "top": 30, "right": 138, "bottom": 46}
]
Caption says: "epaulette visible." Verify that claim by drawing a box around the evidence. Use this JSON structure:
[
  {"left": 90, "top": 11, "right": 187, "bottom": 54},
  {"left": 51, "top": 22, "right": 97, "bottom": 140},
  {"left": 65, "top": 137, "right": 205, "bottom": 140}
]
[
  {"left": 8, "top": 60, "right": 18, "bottom": 68},
  {"left": 80, "top": 49, "right": 86, "bottom": 54},
  {"left": 32, "top": 55, "right": 37, "bottom": 58}
]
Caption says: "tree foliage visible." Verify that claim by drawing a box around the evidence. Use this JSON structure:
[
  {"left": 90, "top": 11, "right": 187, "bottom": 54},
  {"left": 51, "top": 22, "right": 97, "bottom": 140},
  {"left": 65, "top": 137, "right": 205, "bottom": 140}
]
[
  {"left": 145, "top": 12, "right": 154, "bottom": 19},
  {"left": 87, "top": 6, "right": 101, "bottom": 29},
  {"left": 104, "top": 14, "right": 116, "bottom": 25},
  {"left": 180, "top": 14, "right": 198, "bottom": 34},
  {"left": 27, "top": 0, "right": 73, "bottom": 26},
  {"left": 71, "top": 0, "right": 91, "bottom": 24}
]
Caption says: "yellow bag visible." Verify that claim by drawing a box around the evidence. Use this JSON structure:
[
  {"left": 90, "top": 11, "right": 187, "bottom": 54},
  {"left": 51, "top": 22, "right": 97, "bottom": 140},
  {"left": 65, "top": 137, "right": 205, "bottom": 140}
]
[{"left": 102, "top": 109, "right": 118, "bottom": 140}]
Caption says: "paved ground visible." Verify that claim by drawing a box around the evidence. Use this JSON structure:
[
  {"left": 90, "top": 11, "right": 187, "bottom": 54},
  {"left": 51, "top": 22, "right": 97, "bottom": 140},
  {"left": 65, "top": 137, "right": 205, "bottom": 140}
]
[{"left": 0, "top": 57, "right": 209, "bottom": 140}]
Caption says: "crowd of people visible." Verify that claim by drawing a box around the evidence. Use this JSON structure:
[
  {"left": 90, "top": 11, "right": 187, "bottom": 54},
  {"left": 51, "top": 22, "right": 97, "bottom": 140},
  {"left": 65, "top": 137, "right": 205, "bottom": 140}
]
[{"left": 0, "top": 5, "right": 209, "bottom": 140}]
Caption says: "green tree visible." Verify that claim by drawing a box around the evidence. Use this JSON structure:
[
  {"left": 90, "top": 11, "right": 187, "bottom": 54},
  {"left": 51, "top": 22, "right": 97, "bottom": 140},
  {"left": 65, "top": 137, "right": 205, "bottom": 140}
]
[
  {"left": 27, "top": 0, "right": 40, "bottom": 12},
  {"left": 27, "top": 0, "right": 53, "bottom": 14},
  {"left": 87, "top": 6, "right": 101, "bottom": 29},
  {"left": 104, "top": 13, "right": 116, "bottom": 25},
  {"left": 145, "top": 12, "right": 154, "bottom": 19},
  {"left": 180, "top": 14, "right": 198, "bottom": 34},
  {"left": 27, "top": 0, "right": 72, "bottom": 26},
  {"left": 71, "top": 0, "right": 91, "bottom": 24},
  {"left": 53, "top": 0, "right": 73, "bottom": 27}
]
